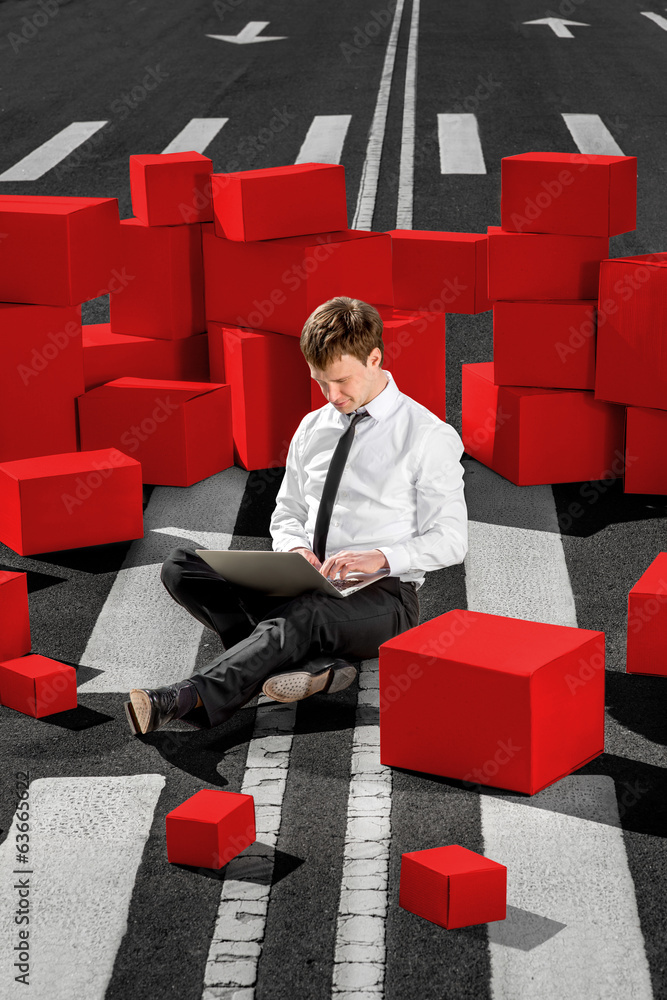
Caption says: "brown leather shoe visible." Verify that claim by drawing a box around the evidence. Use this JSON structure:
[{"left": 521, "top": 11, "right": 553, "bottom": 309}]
[{"left": 262, "top": 658, "right": 357, "bottom": 703}]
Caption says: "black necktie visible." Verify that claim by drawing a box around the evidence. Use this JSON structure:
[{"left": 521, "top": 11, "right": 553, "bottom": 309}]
[{"left": 313, "top": 411, "right": 370, "bottom": 563}]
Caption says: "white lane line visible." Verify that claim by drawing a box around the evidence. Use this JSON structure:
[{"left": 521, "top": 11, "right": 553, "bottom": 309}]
[
  {"left": 562, "top": 114, "right": 625, "bottom": 156},
  {"left": 353, "top": 0, "right": 407, "bottom": 229},
  {"left": 437, "top": 113, "right": 487, "bottom": 174},
  {"left": 161, "top": 118, "right": 229, "bottom": 155},
  {"left": 202, "top": 696, "right": 297, "bottom": 999},
  {"left": 331, "top": 657, "right": 391, "bottom": 998},
  {"left": 395, "top": 0, "right": 420, "bottom": 228},
  {"left": 641, "top": 11, "right": 667, "bottom": 31},
  {"left": 481, "top": 776, "right": 653, "bottom": 1000},
  {"left": 295, "top": 115, "right": 352, "bottom": 165},
  {"left": 0, "top": 775, "right": 165, "bottom": 999},
  {"left": 0, "top": 122, "right": 107, "bottom": 181},
  {"left": 79, "top": 466, "right": 249, "bottom": 693}
]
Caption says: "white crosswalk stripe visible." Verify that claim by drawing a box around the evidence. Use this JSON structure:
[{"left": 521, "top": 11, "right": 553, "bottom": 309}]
[
  {"left": 437, "top": 113, "right": 487, "bottom": 173},
  {"left": 562, "top": 113, "right": 625, "bottom": 155},
  {"left": 295, "top": 115, "right": 352, "bottom": 165},
  {"left": 0, "top": 121, "right": 107, "bottom": 181},
  {"left": 161, "top": 118, "right": 229, "bottom": 155}
]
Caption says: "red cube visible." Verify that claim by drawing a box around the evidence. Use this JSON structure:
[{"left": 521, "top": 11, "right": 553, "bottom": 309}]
[
  {"left": 0, "top": 303, "right": 84, "bottom": 462},
  {"left": 487, "top": 226, "right": 609, "bottom": 300},
  {"left": 0, "top": 572, "right": 31, "bottom": 661},
  {"left": 492, "top": 300, "right": 596, "bottom": 390},
  {"left": 624, "top": 405, "right": 667, "bottom": 495},
  {"left": 110, "top": 219, "right": 206, "bottom": 339},
  {"left": 130, "top": 151, "right": 214, "bottom": 226},
  {"left": 208, "top": 323, "right": 310, "bottom": 470},
  {"left": 378, "top": 308, "right": 446, "bottom": 420},
  {"left": 380, "top": 609, "right": 605, "bottom": 794},
  {"left": 83, "top": 324, "right": 209, "bottom": 390},
  {"left": 0, "top": 195, "right": 121, "bottom": 306},
  {"left": 387, "top": 230, "right": 491, "bottom": 314},
  {"left": 166, "top": 789, "right": 256, "bottom": 868},
  {"left": 0, "top": 448, "right": 143, "bottom": 556},
  {"left": 595, "top": 253, "right": 667, "bottom": 411},
  {"left": 203, "top": 225, "right": 392, "bottom": 336},
  {"left": 77, "top": 377, "right": 233, "bottom": 486},
  {"left": 462, "top": 361, "right": 626, "bottom": 485},
  {"left": 0, "top": 653, "right": 77, "bottom": 717},
  {"left": 212, "top": 163, "right": 347, "bottom": 242},
  {"left": 627, "top": 553, "right": 667, "bottom": 676},
  {"left": 400, "top": 845, "right": 507, "bottom": 929},
  {"left": 500, "top": 152, "right": 637, "bottom": 237}
]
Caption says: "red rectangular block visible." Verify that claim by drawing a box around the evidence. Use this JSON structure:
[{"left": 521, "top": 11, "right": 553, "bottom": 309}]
[
  {"left": 0, "top": 572, "right": 31, "bottom": 661},
  {"left": 212, "top": 163, "right": 347, "bottom": 242},
  {"left": 166, "top": 789, "right": 256, "bottom": 868},
  {"left": 487, "top": 226, "right": 609, "bottom": 300},
  {"left": 209, "top": 323, "right": 311, "bottom": 470},
  {"left": 203, "top": 225, "right": 392, "bottom": 336},
  {"left": 400, "top": 845, "right": 507, "bottom": 929},
  {"left": 492, "top": 300, "right": 596, "bottom": 390},
  {"left": 626, "top": 552, "right": 667, "bottom": 676},
  {"left": 0, "top": 448, "right": 144, "bottom": 556},
  {"left": 110, "top": 218, "right": 206, "bottom": 339},
  {"left": 501, "top": 152, "right": 637, "bottom": 237},
  {"left": 623, "top": 405, "right": 667, "bottom": 495},
  {"left": 380, "top": 609, "right": 605, "bottom": 794},
  {"left": 0, "top": 303, "right": 84, "bottom": 462},
  {"left": 377, "top": 308, "right": 446, "bottom": 420},
  {"left": 0, "top": 653, "right": 77, "bottom": 717},
  {"left": 130, "top": 151, "right": 214, "bottom": 226},
  {"left": 77, "top": 377, "right": 233, "bottom": 486},
  {"left": 462, "top": 362, "right": 626, "bottom": 486},
  {"left": 0, "top": 195, "right": 120, "bottom": 305},
  {"left": 83, "top": 323, "right": 209, "bottom": 390},
  {"left": 387, "top": 230, "right": 491, "bottom": 314},
  {"left": 595, "top": 253, "right": 667, "bottom": 410}
]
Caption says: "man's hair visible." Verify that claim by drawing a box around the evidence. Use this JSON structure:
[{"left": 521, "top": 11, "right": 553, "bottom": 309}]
[{"left": 300, "top": 296, "right": 384, "bottom": 371}]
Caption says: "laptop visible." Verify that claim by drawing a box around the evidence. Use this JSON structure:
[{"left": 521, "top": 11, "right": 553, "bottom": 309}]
[{"left": 194, "top": 549, "right": 391, "bottom": 599}]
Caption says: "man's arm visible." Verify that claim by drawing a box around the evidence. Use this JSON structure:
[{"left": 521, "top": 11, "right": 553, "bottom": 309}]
[
  {"left": 269, "top": 423, "right": 312, "bottom": 554},
  {"left": 375, "top": 423, "right": 468, "bottom": 576}
]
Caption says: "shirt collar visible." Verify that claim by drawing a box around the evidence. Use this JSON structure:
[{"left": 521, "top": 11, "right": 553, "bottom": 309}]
[{"left": 339, "top": 369, "right": 399, "bottom": 424}]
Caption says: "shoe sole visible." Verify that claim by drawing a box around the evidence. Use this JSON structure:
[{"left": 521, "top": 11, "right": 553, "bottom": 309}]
[
  {"left": 128, "top": 689, "right": 153, "bottom": 735},
  {"left": 262, "top": 664, "right": 357, "bottom": 703}
]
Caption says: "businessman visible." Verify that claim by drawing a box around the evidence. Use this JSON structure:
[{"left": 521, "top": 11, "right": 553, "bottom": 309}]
[{"left": 125, "top": 296, "right": 468, "bottom": 735}]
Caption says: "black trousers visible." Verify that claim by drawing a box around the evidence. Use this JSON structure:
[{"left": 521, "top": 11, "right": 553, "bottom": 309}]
[{"left": 160, "top": 546, "right": 420, "bottom": 729}]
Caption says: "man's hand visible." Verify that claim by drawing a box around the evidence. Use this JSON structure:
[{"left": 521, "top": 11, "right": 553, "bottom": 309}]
[
  {"left": 289, "top": 546, "right": 322, "bottom": 570},
  {"left": 320, "top": 549, "right": 389, "bottom": 580}
]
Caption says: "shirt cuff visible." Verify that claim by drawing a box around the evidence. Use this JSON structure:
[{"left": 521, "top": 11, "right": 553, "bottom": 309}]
[
  {"left": 273, "top": 534, "right": 312, "bottom": 554},
  {"left": 375, "top": 545, "right": 410, "bottom": 577}
]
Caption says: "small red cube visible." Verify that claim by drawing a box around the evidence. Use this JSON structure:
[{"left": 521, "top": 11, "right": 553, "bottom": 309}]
[
  {"left": 0, "top": 572, "right": 31, "bottom": 661},
  {"left": 626, "top": 552, "right": 667, "bottom": 676},
  {"left": 130, "top": 151, "right": 214, "bottom": 226},
  {"left": 400, "top": 845, "right": 507, "bottom": 929},
  {"left": 0, "top": 653, "right": 77, "bottom": 717},
  {"left": 166, "top": 789, "right": 256, "bottom": 868}
]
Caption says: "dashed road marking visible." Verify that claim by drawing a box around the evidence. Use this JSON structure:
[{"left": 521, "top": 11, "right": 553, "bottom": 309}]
[{"left": 0, "top": 121, "right": 107, "bottom": 181}]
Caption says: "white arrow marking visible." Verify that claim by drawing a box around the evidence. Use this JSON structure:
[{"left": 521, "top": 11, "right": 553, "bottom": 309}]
[
  {"left": 523, "top": 17, "right": 590, "bottom": 38},
  {"left": 206, "top": 21, "right": 287, "bottom": 44},
  {"left": 641, "top": 11, "right": 667, "bottom": 31}
]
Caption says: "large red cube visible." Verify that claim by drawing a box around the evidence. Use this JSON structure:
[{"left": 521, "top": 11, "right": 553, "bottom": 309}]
[
  {"left": 130, "top": 151, "right": 214, "bottom": 226},
  {"left": 0, "top": 572, "right": 31, "bottom": 661},
  {"left": 0, "top": 303, "right": 84, "bottom": 462},
  {"left": 0, "top": 448, "right": 143, "bottom": 556},
  {"left": 595, "top": 253, "right": 667, "bottom": 411},
  {"left": 487, "top": 226, "right": 609, "bottom": 300},
  {"left": 0, "top": 653, "right": 77, "bottom": 717},
  {"left": 380, "top": 609, "right": 605, "bottom": 794},
  {"left": 387, "top": 230, "right": 491, "bottom": 314},
  {"left": 110, "top": 219, "right": 206, "bottom": 339},
  {"left": 379, "top": 308, "right": 446, "bottom": 420},
  {"left": 212, "top": 163, "right": 347, "bottom": 242},
  {"left": 77, "top": 377, "right": 233, "bottom": 486},
  {"left": 83, "top": 324, "right": 209, "bottom": 390},
  {"left": 400, "top": 845, "right": 507, "bottom": 929},
  {"left": 0, "top": 195, "right": 120, "bottom": 306},
  {"left": 626, "top": 553, "right": 667, "bottom": 676},
  {"left": 624, "top": 405, "right": 667, "bottom": 495},
  {"left": 166, "top": 789, "right": 256, "bottom": 868},
  {"left": 203, "top": 225, "right": 392, "bottom": 336},
  {"left": 500, "top": 152, "right": 637, "bottom": 237},
  {"left": 462, "top": 361, "right": 626, "bottom": 485},
  {"left": 208, "top": 323, "right": 310, "bottom": 470},
  {"left": 492, "top": 300, "right": 596, "bottom": 390}
]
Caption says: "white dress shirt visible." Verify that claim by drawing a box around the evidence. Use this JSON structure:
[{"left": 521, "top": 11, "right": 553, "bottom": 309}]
[{"left": 269, "top": 369, "right": 468, "bottom": 590}]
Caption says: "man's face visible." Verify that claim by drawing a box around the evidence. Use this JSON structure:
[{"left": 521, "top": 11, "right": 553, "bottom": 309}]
[{"left": 309, "top": 350, "right": 382, "bottom": 414}]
